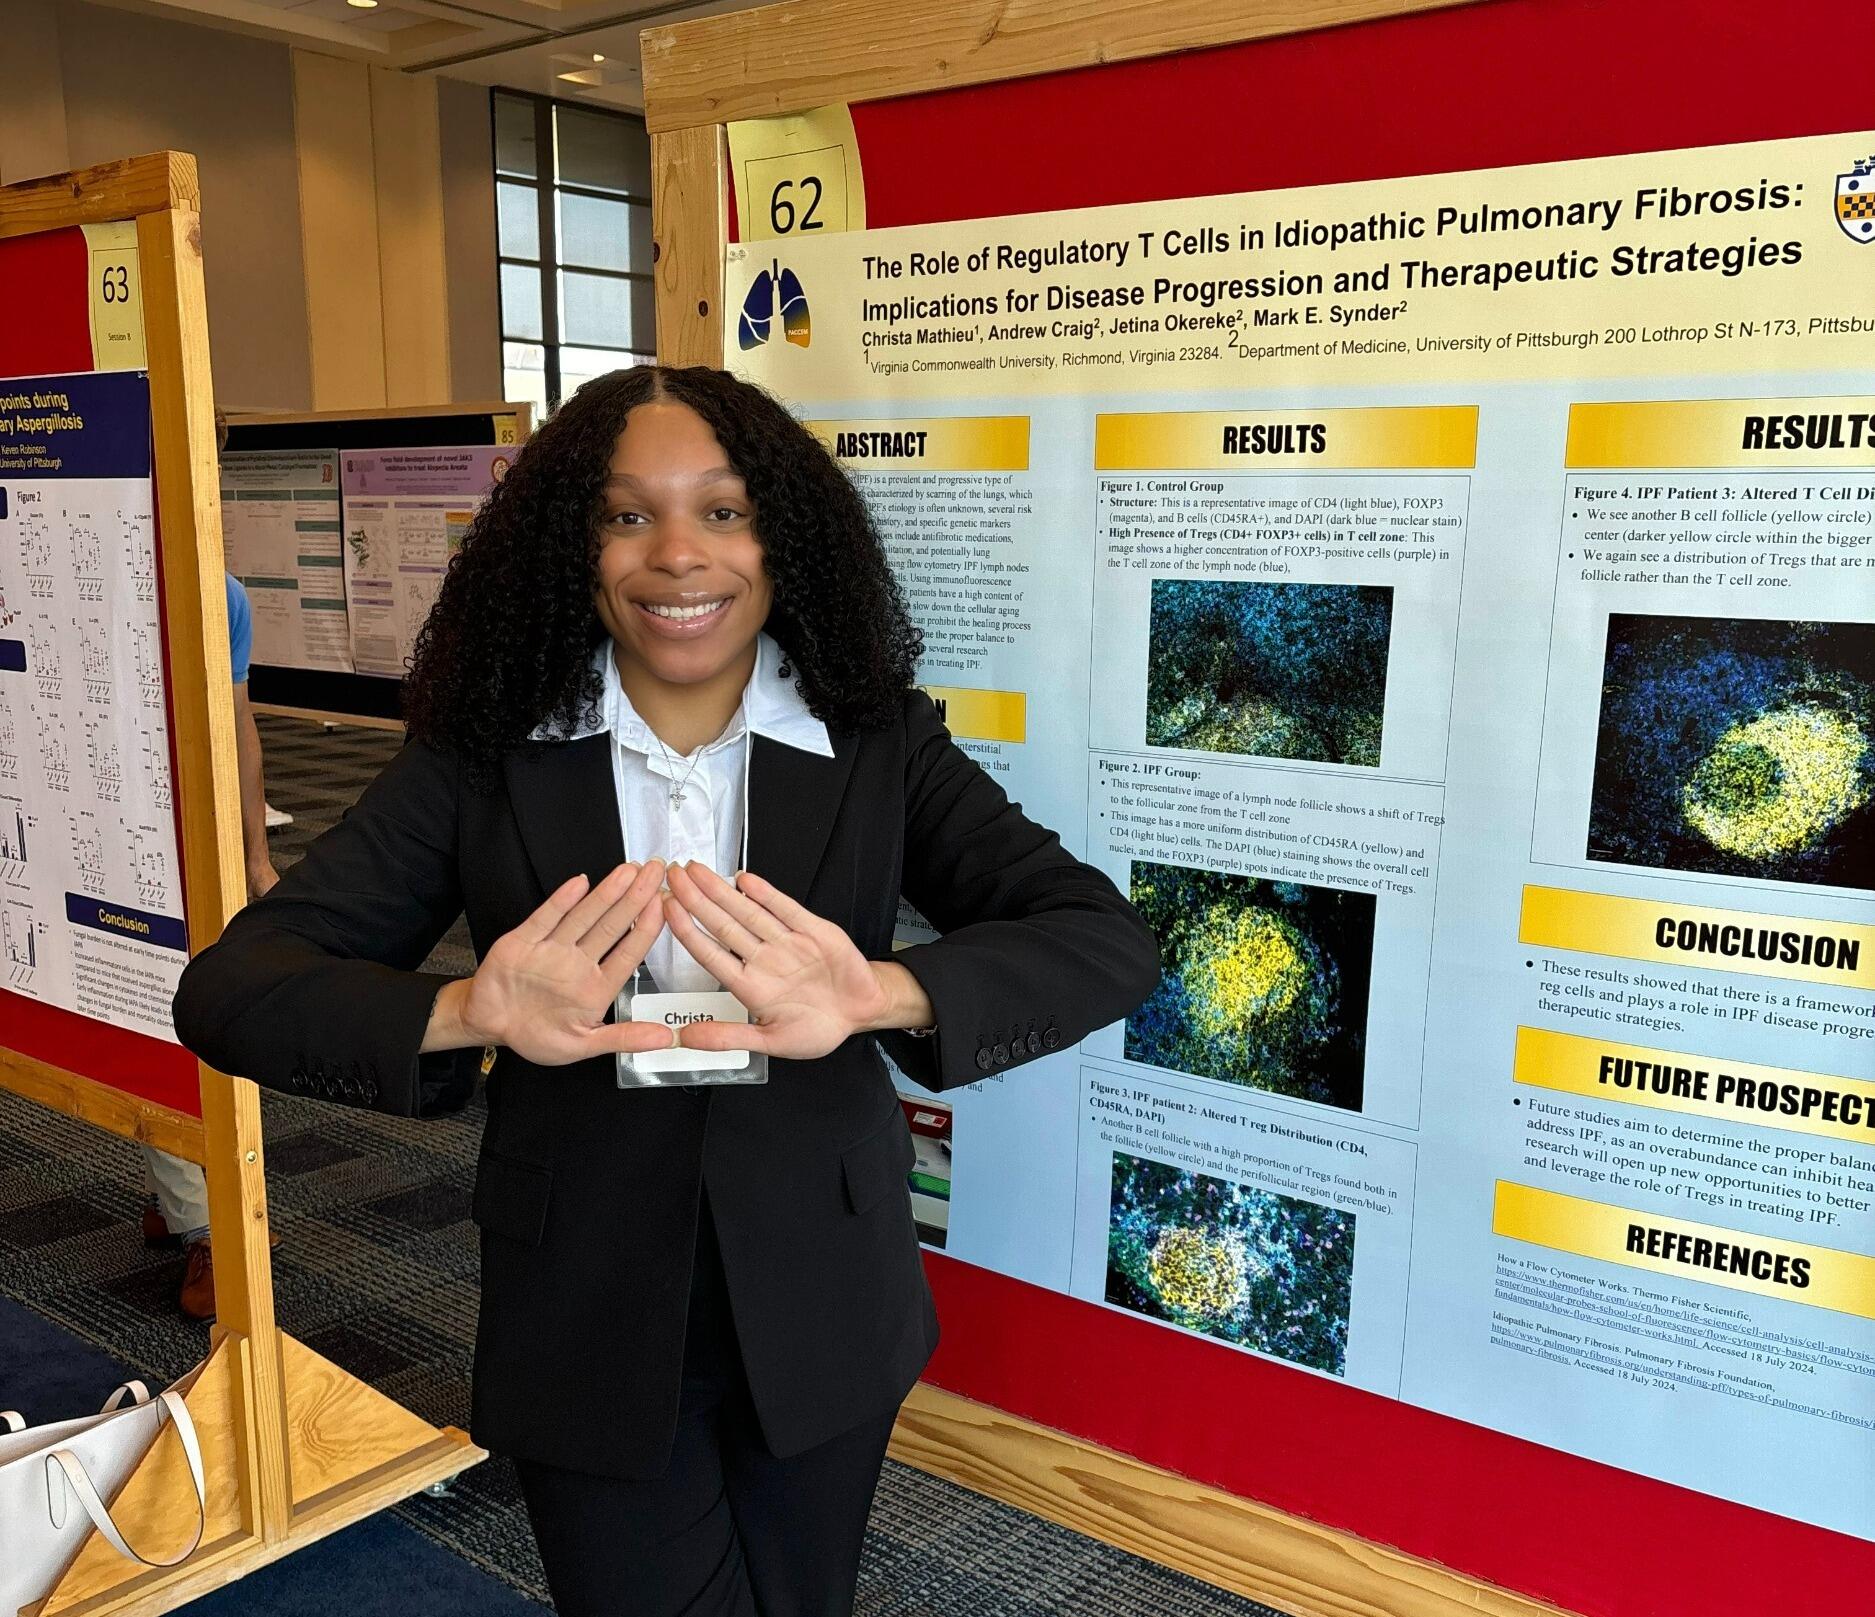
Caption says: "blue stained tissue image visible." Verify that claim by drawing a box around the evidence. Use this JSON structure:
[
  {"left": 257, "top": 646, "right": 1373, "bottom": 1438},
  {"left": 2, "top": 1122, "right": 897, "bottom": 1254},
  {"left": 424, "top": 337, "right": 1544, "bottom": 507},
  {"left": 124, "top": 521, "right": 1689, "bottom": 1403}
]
[
  {"left": 1146, "top": 579, "right": 1393, "bottom": 766},
  {"left": 1587, "top": 614, "right": 1874, "bottom": 891}
]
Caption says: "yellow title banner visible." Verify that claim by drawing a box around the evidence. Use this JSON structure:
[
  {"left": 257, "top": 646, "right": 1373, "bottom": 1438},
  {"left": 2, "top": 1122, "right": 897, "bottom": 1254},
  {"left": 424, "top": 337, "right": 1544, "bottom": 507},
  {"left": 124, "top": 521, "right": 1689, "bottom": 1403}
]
[
  {"left": 923, "top": 685, "right": 1026, "bottom": 744},
  {"left": 730, "top": 132, "right": 1875, "bottom": 401},
  {"left": 1494, "top": 1180, "right": 1873, "bottom": 1320},
  {"left": 1513, "top": 1026, "right": 1875, "bottom": 1146},
  {"left": 1567, "top": 396, "right": 1875, "bottom": 467},
  {"left": 1520, "top": 886, "right": 1873, "bottom": 991},
  {"left": 807, "top": 415, "right": 1030, "bottom": 471},
  {"left": 1094, "top": 405, "right": 1477, "bottom": 471}
]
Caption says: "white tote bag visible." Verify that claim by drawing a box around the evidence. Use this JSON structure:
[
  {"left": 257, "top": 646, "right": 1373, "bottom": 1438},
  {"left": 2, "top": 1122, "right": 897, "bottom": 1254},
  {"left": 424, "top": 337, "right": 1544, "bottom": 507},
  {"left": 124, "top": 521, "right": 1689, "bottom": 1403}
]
[{"left": 0, "top": 1366, "right": 207, "bottom": 1617}]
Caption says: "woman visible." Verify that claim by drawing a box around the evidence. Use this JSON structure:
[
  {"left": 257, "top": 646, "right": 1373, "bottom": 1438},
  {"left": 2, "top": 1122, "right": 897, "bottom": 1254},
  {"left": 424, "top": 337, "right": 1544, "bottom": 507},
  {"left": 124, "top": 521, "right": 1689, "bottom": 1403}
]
[{"left": 173, "top": 366, "right": 1159, "bottom": 1616}]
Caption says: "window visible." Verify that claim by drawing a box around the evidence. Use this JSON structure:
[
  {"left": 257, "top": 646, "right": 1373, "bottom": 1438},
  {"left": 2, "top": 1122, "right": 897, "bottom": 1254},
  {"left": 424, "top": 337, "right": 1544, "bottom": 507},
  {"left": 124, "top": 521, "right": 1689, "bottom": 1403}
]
[{"left": 494, "top": 90, "right": 656, "bottom": 415}]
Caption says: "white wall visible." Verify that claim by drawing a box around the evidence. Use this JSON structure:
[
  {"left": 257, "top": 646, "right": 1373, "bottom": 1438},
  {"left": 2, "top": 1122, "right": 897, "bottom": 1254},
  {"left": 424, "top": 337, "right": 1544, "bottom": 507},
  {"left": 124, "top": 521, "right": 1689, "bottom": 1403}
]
[{"left": 0, "top": 1, "right": 504, "bottom": 414}]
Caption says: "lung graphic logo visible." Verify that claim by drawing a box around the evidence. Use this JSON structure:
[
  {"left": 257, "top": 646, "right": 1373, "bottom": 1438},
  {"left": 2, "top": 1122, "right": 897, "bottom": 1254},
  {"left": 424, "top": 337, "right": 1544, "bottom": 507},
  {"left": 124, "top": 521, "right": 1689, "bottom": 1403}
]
[
  {"left": 1836, "top": 157, "right": 1875, "bottom": 242},
  {"left": 738, "top": 261, "right": 811, "bottom": 351}
]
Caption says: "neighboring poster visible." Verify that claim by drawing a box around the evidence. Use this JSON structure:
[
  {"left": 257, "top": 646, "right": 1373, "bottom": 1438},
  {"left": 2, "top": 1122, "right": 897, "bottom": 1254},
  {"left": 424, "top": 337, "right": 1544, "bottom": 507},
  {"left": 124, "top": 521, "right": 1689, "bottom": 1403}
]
[
  {"left": 729, "top": 132, "right": 1875, "bottom": 1538},
  {"left": 218, "top": 447, "right": 351, "bottom": 672},
  {"left": 339, "top": 446, "right": 508, "bottom": 677},
  {"left": 0, "top": 370, "right": 187, "bottom": 1041},
  {"left": 899, "top": 1092, "right": 953, "bottom": 1248}
]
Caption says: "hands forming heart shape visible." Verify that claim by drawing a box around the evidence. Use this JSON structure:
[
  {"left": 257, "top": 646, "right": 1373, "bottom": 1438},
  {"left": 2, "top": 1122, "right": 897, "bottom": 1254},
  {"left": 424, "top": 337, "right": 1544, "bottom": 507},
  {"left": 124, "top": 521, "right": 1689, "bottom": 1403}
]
[{"left": 440, "top": 859, "right": 913, "bottom": 1067}]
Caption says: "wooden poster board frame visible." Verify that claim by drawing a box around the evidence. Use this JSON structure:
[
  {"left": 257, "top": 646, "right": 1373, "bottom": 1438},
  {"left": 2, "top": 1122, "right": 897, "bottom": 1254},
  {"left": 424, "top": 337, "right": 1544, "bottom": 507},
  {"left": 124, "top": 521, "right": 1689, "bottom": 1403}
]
[
  {"left": 0, "top": 154, "right": 479, "bottom": 1617},
  {"left": 638, "top": 6, "right": 1576, "bottom": 1617}
]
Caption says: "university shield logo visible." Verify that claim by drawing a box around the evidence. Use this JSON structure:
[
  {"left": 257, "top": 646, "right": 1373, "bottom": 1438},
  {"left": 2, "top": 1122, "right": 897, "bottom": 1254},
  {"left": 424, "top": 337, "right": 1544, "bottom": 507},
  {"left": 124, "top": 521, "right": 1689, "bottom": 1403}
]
[
  {"left": 1836, "top": 158, "right": 1875, "bottom": 243},
  {"left": 737, "top": 261, "right": 812, "bottom": 351}
]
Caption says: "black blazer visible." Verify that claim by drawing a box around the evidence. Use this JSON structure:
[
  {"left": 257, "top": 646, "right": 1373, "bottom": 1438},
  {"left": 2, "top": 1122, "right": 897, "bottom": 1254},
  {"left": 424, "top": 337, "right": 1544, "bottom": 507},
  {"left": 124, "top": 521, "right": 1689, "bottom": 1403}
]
[{"left": 172, "top": 690, "right": 1158, "bottom": 1479}]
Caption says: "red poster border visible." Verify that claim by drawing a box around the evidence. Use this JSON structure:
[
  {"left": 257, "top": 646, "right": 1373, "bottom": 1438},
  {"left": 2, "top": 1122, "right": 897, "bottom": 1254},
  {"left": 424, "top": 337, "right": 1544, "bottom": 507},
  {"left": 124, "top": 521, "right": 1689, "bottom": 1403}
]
[
  {"left": 0, "top": 224, "right": 200, "bottom": 1115},
  {"left": 837, "top": 1, "right": 1874, "bottom": 1610}
]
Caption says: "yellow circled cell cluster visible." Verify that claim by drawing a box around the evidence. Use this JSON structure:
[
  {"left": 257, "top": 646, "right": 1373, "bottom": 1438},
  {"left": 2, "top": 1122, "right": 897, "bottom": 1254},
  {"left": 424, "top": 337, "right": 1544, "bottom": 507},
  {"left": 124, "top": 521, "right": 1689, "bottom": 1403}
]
[
  {"left": 1681, "top": 701, "right": 1870, "bottom": 861},
  {"left": 1186, "top": 904, "right": 1310, "bottom": 1039},
  {"left": 1146, "top": 1227, "right": 1248, "bottom": 1320}
]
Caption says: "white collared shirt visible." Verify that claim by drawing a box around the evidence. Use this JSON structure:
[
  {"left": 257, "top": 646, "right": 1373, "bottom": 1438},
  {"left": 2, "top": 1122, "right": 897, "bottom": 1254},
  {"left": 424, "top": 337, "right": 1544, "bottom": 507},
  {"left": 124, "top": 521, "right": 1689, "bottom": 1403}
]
[{"left": 534, "top": 632, "right": 832, "bottom": 992}]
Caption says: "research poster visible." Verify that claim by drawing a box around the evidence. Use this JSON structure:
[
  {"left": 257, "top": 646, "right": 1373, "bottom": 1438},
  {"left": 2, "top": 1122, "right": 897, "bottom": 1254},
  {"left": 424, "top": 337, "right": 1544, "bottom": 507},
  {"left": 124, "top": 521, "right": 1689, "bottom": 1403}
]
[
  {"left": 0, "top": 371, "right": 188, "bottom": 1041},
  {"left": 339, "top": 446, "right": 508, "bottom": 677},
  {"left": 219, "top": 448, "right": 351, "bottom": 673},
  {"left": 728, "top": 133, "right": 1875, "bottom": 1537}
]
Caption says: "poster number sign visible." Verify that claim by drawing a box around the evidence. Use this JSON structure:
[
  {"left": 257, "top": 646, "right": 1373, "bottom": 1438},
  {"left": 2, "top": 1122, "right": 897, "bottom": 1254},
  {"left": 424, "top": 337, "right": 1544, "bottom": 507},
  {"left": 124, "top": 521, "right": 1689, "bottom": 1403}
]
[
  {"left": 744, "top": 147, "right": 851, "bottom": 240},
  {"left": 82, "top": 224, "right": 149, "bottom": 371},
  {"left": 727, "top": 106, "right": 866, "bottom": 245}
]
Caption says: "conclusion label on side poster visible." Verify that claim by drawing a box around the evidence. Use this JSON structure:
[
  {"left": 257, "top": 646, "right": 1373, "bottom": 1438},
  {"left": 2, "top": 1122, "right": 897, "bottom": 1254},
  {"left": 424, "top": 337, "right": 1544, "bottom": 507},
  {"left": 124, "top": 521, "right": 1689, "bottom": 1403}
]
[
  {"left": 729, "top": 132, "right": 1875, "bottom": 1538},
  {"left": 0, "top": 371, "right": 188, "bottom": 1040}
]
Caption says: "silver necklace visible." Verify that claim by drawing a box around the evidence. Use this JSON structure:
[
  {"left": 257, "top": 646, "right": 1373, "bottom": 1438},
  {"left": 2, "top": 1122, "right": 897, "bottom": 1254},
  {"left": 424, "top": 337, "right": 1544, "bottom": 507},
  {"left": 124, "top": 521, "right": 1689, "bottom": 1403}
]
[{"left": 651, "top": 733, "right": 706, "bottom": 807}]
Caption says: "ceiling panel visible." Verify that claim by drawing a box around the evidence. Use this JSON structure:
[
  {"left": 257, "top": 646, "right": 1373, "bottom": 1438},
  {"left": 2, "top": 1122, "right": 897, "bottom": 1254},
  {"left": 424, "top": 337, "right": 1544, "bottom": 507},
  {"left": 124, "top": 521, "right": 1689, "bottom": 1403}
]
[{"left": 74, "top": 0, "right": 758, "bottom": 105}]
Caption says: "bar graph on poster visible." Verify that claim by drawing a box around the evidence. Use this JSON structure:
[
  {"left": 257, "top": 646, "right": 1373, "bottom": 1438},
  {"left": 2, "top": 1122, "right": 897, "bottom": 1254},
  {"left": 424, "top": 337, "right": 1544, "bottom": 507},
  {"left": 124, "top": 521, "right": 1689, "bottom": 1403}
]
[{"left": 729, "top": 131, "right": 1875, "bottom": 1539}]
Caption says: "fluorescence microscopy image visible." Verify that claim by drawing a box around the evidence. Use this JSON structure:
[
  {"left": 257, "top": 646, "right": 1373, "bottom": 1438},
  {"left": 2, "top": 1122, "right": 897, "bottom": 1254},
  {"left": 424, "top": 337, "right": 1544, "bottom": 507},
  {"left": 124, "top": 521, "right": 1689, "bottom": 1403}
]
[
  {"left": 1124, "top": 861, "right": 1374, "bottom": 1110},
  {"left": 1588, "top": 616, "right": 1874, "bottom": 890},
  {"left": 1106, "top": 1151, "right": 1354, "bottom": 1374},
  {"left": 1145, "top": 579, "right": 1393, "bottom": 766}
]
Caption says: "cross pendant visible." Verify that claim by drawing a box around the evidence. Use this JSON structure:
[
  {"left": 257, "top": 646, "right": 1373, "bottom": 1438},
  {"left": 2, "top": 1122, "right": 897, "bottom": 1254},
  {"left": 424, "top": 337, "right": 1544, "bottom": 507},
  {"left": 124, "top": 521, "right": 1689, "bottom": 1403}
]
[{"left": 670, "top": 789, "right": 686, "bottom": 807}]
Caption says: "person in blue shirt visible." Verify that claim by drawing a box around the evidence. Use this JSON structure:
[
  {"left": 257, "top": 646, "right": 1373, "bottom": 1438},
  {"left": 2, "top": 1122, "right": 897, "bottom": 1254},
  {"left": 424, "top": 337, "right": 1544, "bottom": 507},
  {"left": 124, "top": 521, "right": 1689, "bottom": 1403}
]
[
  {"left": 222, "top": 572, "right": 281, "bottom": 897},
  {"left": 141, "top": 572, "right": 279, "bottom": 1318}
]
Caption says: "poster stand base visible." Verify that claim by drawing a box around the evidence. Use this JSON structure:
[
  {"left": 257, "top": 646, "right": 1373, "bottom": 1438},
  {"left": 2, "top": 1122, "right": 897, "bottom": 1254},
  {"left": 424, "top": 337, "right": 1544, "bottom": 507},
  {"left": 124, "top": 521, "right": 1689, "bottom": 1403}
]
[
  {"left": 891, "top": 1383, "right": 1562, "bottom": 1617},
  {"left": 30, "top": 1334, "right": 480, "bottom": 1617},
  {"left": 250, "top": 703, "right": 405, "bottom": 734}
]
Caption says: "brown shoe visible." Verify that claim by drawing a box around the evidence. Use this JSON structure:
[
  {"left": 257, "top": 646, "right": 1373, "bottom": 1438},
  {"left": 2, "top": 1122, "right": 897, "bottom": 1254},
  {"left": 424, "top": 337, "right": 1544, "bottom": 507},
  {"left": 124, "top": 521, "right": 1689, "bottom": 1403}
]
[
  {"left": 179, "top": 1240, "right": 216, "bottom": 1322},
  {"left": 142, "top": 1204, "right": 180, "bottom": 1249}
]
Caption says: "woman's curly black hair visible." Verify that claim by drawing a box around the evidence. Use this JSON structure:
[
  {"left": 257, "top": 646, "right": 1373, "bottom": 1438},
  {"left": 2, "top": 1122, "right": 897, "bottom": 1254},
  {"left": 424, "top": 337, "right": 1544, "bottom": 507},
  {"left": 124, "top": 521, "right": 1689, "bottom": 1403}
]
[{"left": 404, "top": 365, "right": 922, "bottom": 783}]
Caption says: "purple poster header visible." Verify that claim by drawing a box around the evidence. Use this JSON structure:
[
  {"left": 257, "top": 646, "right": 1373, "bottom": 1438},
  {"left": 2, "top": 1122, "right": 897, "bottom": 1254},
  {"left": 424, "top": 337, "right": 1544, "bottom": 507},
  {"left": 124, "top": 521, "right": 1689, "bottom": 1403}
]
[{"left": 338, "top": 445, "right": 510, "bottom": 499}]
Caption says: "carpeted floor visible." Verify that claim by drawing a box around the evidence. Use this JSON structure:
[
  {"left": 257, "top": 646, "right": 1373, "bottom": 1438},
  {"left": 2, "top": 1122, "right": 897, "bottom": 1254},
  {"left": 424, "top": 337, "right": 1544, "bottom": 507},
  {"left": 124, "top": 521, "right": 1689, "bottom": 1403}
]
[
  {"left": 1, "top": 1297, "right": 550, "bottom": 1616},
  {"left": 0, "top": 713, "right": 1292, "bottom": 1617}
]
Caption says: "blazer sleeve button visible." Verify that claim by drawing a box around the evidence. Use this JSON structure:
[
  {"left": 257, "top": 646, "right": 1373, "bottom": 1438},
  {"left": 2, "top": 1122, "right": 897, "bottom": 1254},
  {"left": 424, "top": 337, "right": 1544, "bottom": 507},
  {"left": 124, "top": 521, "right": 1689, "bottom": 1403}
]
[
  {"left": 992, "top": 1042, "right": 1010, "bottom": 1066},
  {"left": 973, "top": 1046, "right": 993, "bottom": 1072},
  {"left": 1042, "top": 1027, "right": 1062, "bottom": 1051},
  {"left": 1026, "top": 1030, "right": 1042, "bottom": 1056}
]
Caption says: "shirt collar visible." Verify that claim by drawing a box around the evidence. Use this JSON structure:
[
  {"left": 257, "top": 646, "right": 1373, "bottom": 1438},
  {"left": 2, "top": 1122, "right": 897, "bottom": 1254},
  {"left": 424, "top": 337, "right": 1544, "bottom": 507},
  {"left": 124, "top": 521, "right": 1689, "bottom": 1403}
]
[{"left": 532, "top": 632, "right": 833, "bottom": 759}]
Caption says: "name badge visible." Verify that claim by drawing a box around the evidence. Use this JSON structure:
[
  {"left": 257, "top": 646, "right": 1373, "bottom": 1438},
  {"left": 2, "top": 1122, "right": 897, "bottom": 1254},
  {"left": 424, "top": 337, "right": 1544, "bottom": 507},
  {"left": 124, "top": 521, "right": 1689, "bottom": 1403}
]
[{"left": 627, "top": 990, "right": 752, "bottom": 1075}]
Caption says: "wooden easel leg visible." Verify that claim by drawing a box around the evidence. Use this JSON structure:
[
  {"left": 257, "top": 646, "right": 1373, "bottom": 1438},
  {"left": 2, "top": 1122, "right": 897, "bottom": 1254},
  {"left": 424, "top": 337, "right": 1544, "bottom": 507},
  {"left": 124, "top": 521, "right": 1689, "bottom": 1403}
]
[{"left": 198, "top": 1073, "right": 291, "bottom": 1544}]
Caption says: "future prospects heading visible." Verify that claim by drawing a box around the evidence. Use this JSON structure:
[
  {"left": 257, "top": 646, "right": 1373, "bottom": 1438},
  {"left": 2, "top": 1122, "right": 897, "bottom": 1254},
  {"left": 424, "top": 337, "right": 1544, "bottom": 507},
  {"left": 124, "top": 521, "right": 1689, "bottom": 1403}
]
[{"left": 859, "top": 179, "right": 1807, "bottom": 326}]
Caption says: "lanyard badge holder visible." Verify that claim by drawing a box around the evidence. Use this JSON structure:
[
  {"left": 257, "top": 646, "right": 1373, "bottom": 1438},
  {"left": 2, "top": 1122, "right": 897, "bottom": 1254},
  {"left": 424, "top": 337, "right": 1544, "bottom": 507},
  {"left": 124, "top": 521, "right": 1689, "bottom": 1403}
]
[
  {"left": 615, "top": 976, "right": 767, "bottom": 1087},
  {"left": 615, "top": 707, "right": 768, "bottom": 1089}
]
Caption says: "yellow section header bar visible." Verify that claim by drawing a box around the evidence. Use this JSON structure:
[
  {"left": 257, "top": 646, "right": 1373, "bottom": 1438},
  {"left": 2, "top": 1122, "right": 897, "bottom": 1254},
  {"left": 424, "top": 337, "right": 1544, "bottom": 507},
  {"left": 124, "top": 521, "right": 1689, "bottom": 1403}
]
[
  {"left": 807, "top": 415, "right": 1030, "bottom": 471},
  {"left": 1494, "top": 1180, "right": 1874, "bottom": 1320},
  {"left": 1094, "top": 405, "right": 1477, "bottom": 471},
  {"left": 923, "top": 685, "right": 1026, "bottom": 743},
  {"left": 1520, "top": 886, "right": 1873, "bottom": 991},
  {"left": 1513, "top": 1026, "right": 1875, "bottom": 1147},
  {"left": 1566, "top": 397, "right": 1875, "bottom": 468}
]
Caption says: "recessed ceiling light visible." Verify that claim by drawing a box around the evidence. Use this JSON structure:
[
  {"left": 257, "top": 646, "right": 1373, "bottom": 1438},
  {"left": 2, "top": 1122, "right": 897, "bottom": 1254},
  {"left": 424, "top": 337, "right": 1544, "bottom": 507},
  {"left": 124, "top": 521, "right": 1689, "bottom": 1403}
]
[
  {"left": 347, "top": 0, "right": 379, "bottom": 9},
  {"left": 592, "top": 53, "right": 606, "bottom": 63}
]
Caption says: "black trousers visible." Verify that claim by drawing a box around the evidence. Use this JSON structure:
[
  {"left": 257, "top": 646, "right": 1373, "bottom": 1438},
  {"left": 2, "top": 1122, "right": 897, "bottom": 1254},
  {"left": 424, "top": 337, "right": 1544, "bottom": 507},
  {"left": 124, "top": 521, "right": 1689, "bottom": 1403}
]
[{"left": 514, "top": 1195, "right": 898, "bottom": 1617}]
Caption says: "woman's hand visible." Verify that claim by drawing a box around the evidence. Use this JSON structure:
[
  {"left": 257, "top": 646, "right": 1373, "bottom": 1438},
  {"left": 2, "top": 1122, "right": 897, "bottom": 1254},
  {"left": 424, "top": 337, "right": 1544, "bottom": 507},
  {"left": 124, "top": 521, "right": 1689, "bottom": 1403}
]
[
  {"left": 662, "top": 863, "right": 929, "bottom": 1060},
  {"left": 433, "top": 860, "right": 676, "bottom": 1065}
]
